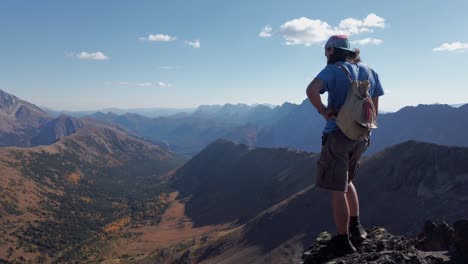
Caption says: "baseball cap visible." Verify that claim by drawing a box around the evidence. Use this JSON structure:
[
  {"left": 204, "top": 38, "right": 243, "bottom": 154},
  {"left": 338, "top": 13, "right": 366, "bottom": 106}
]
[{"left": 325, "top": 35, "right": 355, "bottom": 53}]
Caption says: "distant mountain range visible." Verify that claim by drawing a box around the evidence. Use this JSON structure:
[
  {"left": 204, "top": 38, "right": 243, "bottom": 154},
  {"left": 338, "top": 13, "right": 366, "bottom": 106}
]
[
  {"left": 257, "top": 100, "right": 468, "bottom": 155},
  {"left": 87, "top": 98, "right": 468, "bottom": 157},
  {"left": 42, "top": 106, "right": 198, "bottom": 118},
  {"left": 368, "top": 104, "right": 468, "bottom": 154},
  {"left": 88, "top": 102, "right": 295, "bottom": 156},
  {"left": 14, "top": 86, "right": 465, "bottom": 159},
  {"left": 41, "top": 103, "right": 278, "bottom": 119}
]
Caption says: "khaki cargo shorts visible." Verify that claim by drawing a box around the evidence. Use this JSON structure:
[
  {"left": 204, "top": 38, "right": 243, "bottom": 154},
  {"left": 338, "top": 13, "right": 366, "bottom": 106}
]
[{"left": 316, "top": 129, "right": 369, "bottom": 193}]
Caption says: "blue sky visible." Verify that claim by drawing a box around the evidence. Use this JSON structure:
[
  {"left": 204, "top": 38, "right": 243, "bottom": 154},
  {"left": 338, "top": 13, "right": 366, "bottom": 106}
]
[{"left": 1, "top": 0, "right": 467, "bottom": 112}]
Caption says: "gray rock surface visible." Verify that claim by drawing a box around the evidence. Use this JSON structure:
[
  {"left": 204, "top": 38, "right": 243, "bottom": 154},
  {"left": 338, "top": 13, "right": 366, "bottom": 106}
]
[{"left": 301, "top": 220, "right": 468, "bottom": 264}]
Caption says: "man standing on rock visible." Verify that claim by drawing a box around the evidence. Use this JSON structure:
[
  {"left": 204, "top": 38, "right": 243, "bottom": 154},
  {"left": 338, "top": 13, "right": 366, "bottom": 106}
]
[{"left": 306, "top": 35, "right": 384, "bottom": 255}]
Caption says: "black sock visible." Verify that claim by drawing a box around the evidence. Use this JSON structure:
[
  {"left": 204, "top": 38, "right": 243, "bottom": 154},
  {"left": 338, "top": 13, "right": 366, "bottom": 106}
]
[{"left": 350, "top": 216, "right": 360, "bottom": 228}]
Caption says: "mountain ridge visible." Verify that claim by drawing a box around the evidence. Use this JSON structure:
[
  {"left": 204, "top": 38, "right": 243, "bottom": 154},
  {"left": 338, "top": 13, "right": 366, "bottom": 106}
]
[
  {"left": 88, "top": 99, "right": 468, "bottom": 157},
  {"left": 165, "top": 138, "right": 468, "bottom": 263},
  {"left": 0, "top": 89, "right": 52, "bottom": 147}
]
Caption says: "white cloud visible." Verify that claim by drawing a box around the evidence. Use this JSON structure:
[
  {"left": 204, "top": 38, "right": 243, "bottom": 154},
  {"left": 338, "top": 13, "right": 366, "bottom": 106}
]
[
  {"left": 363, "top": 14, "right": 385, "bottom": 28},
  {"left": 118, "top": 81, "right": 172, "bottom": 88},
  {"left": 76, "top": 51, "right": 109, "bottom": 60},
  {"left": 140, "top": 34, "right": 176, "bottom": 42},
  {"left": 279, "top": 18, "right": 334, "bottom": 46},
  {"left": 259, "top": 25, "right": 273, "bottom": 37},
  {"left": 185, "top": 40, "right": 201, "bottom": 48},
  {"left": 339, "top": 18, "right": 372, "bottom": 34},
  {"left": 352, "top": 38, "right": 383, "bottom": 46},
  {"left": 279, "top": 13, "right": 386, "bottom": 46},
  {"left": 433, "top": 42, "right": 468, "bottom": 52},
  {"left": 157, "top": 81, "right": 172, "bottom": 88}
]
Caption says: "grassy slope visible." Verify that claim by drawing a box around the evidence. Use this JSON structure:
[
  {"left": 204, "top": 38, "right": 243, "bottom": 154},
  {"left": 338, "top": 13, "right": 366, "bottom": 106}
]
[{"left": 0, "top": 119, "right": 185, "bottom": 263}]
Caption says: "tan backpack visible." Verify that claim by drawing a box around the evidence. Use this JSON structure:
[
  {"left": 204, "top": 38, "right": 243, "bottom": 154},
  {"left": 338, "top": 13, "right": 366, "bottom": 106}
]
[{"left": 336, "top": 65, "right": 377, "bottom": 140}]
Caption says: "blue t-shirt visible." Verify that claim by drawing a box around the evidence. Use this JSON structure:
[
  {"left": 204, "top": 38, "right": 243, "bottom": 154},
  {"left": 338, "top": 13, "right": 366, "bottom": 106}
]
[{"left": 316, "top": 61, "right": 384, "bottom": 134}]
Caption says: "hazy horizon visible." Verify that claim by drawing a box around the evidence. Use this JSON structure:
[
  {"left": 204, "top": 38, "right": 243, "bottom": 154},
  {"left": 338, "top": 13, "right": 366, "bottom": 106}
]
[
  {"left": 37, "top": 98, "right": 466, "bottom": 114},
  {"left": 2, "top": 86, "right": 466, "bottom": 114}
]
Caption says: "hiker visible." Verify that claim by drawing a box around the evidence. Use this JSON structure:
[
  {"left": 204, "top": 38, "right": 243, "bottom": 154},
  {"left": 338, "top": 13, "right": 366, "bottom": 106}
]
[{"left": 306, "top": 35, "right": 384, "bottom": 255}]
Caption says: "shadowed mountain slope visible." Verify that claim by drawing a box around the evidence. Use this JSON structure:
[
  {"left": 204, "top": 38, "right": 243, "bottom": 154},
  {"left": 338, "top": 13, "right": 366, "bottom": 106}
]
[
  {"left": 168, "top": 139, "right": 468, "bottom": 263},
  {"left": 172, "top": 139, "right": 319, "bottom": 227},
  {"left": 242, "top": 141, "right": 468, "bottom": 246},
  {"left": 30, "top": 114, "right": 84, "bottom": 146}
]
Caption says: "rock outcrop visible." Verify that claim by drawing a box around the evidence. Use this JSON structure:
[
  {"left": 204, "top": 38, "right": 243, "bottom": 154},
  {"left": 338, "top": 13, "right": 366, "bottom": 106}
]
[{"left": 302, "top": 220, "right": 467, "bottom": 264}]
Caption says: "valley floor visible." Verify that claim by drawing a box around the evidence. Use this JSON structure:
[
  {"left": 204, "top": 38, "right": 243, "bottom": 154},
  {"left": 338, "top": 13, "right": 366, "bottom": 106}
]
[{"left": 99, "top": 192, "right": 238, "bottom": 263}]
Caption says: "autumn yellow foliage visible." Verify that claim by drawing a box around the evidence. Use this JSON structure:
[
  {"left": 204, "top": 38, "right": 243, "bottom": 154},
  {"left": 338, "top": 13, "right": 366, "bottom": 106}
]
[
  {"left": 103, "top": 217, "right": 131, "bottom": 233},
  {"left": 67, "top": 172, "right": 81, "bottom": 185},
  {"left": 80, "top": 196, "right": 92, "bottom": 204}
]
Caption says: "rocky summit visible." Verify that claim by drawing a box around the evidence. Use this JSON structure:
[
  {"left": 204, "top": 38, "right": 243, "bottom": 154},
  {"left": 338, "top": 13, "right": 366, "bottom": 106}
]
[{"left": 301, "top": 221, "right": 468, "bottom": 264}]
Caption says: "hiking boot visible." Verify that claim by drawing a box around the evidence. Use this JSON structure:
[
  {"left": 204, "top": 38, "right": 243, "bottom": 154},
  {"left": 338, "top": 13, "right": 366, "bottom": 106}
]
[
  {"left": 349, "top": 224, "right": 368, "bottom": 243},
  {"left": 329, "top": 234, "right": 356, "bottom": 256}
]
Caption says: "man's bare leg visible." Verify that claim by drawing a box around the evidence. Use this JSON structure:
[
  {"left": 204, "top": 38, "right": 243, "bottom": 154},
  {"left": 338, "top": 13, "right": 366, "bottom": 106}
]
[
  {"left": 331, "top": 191, "right": 350, "bottom": 234},
  {"left": 346, "top": 182, "right": 359, "bottom": 217},
  {"left": 346, "top": 181, "right": 368, "bottom": 241}
]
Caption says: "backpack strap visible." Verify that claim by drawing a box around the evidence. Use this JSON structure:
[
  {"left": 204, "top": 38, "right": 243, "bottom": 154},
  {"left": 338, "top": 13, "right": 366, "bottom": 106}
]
[
  {"left": 339, "top": 64, "right": 371, "bottom": 82},
  {"left": 331, "top": 65, "right": 353, "bottom": 114},
  {"left": 338, "top": 65, "right": 353, "bottom": 83}
]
